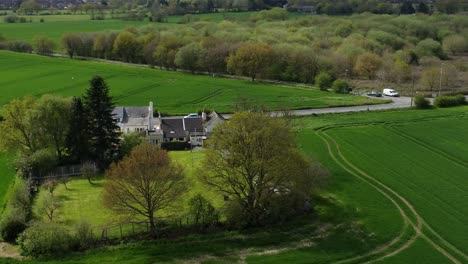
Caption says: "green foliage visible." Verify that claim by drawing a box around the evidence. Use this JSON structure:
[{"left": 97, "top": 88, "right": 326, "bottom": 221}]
[
  {"left": 227, "top": 43, "right": 273, "bottom": 81},
  {"left": 415, "top": 38, "right": 445, "bottom": 59},
  {"left": 175, "top": 43, "right": 206, "bottom": 73},
  {"left": 17, "top": 0, "right": 41, "bottom": 15},
  {"left": 315, "top": 72, "right": 334, "bottom": 91},
  {"left": 253, "top": 8, "right": 288, "bottom": 21},
  {"left": 443, "top": 34, "right": 468, "bottom": 55},
  {"left": 119, "top": 132, "right": 144, "bottom": 158},
  {"left": 17, "top": 221, "right": 73, "bottom": 257},
  {"left": 74, "top": 220, "right": 94, "bottom": 250},
  {"left": 188, "top": 194, "right": 219, "bottom": 226},
  {"left": 83, "top": 76, "right": 120, "bottom": 169},
  {"left": 34, "top": 35, "right": 56, "bottom": 55},
  {"left": 434, "top": 94, "right": 466, "bottom": 107},
  {"left": 414, "top": 95, "right": 431, "bottom": 109},
  {"left": 113, "top": 31, "right": 140, "bottom": 62},
  {"left": 0, "top": 207, "right": 28, "bottom": 242},
  {"left": 332, "top": 79, "right": 350, "bottom": 94}
]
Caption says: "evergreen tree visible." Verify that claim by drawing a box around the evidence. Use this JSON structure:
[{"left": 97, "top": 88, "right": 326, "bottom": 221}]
[
  {"left": 400, "top": 1, "right": 416, "bottom": 14},
  {"left": 83, "top": 76, "right": 120, "bottom": 169},
  {"left": 66, "top": 97, "right": 89, "bottom": 163},
  {"left": 417, "top": 2, "right": 429, "bottom": 13}
]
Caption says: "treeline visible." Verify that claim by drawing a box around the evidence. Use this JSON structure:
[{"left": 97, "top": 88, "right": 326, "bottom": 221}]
[{"left": 1, "top": 11, "right": 467, "bottom": 90}]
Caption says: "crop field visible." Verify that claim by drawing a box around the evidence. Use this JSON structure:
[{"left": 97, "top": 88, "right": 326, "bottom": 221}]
[
  {"left": 306, "top": 106, "right": 468, "bottom": 264},
  {"left": 0, "top": 51, "right": 383, "bottom": 115}
]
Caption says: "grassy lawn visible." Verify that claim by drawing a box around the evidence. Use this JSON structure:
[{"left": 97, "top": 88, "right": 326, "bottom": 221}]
[
  {"left": 0, "top": 51, "right": 384, "bottom": 115},
  {"left": 32, "top": 151, "right": 220, "bottom": 232}
]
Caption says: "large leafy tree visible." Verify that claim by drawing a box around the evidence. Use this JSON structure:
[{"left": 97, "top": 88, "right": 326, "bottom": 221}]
[
  {"left": 83, "top": 76, "right": 120, "bottom": 169},
  {"left": 103, "top": 144, "right": 185, "bottom": 234},
  {"left": 61, "top": 33, "right": 82, "bottom": 59},
  {"left": 201, "top": 112, "right": 318, "bottom": 227}
]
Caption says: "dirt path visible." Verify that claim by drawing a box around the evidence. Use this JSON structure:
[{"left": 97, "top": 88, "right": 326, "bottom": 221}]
[
  {"left": 0, "top": 242, "right": 22, "bottom": 260},
  {"left": 318, "top": 129, "right": 465, "bottom": 264}
]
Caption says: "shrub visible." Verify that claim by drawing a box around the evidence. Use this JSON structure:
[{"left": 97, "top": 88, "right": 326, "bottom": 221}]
[
  {"left": 332, "top": 79, "right": 350, "bottom": 94},
  {"left": 414, "top": 95, "right": 431, "bottom": 109},
  {"left": 434, "top": 94, "right": 466, "bottom": 108},
  {"left": 7, "top": 40, "right": 33, "bottom": 53},
  {"left": 74, "top": 220, "right": 94, "bottom": 250},
  {"left": 315, "top": 72, "right": 334, "bottom": 91},
  {"left": 188, "top": 194, "right": 219, "bottom": 227},
  {"left": 4, "top": 14, "right": 19, "bottom": 23},
  {"left": 17, "top": 222, "right": 73, "bottom": 257},
  {"left": 0, "top": 208, "right": 28, "bottom": 243}
]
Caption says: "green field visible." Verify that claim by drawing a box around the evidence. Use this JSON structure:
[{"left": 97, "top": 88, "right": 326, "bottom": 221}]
[
  {"left": 2, "top": 107, "right": 467, "bottom": 263},
  {"left": 0, "top": 153, "right": 15, "bottom": 215},
  {"left": 0, "top": 51, "right": 384, "bottom": 115}
]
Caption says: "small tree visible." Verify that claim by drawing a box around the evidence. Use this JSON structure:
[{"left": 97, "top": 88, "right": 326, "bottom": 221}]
[
  {"left": 354, "top": 52, "right": 382, "bottom": 80},
  {"left": 188, "top": 194, "right": 219, "bottom": 226},
  {"left": 38, "top": 192, "right": 61, "bottom": 222},
  {"left": 103, "top": 144, "right": 186, "bottom": 234},
  {"left": 81, "top": 161, "right": 96, "bottom": 184},
  {"left": 119, "top": 132, "right": 144, "bottom": 158},
  {"left": 175, "top": 43, "right": 205, "bottom": 73},
  {"left": 414, "top": 95, "right": 431, "bottom": 109},
  {"left": 332, "top": 80, "right": 350, "bottom": 94},
  {"left": 226, "top": 43, "right": 273, "bottom": 81},
  {"left": 315, "top": 72, "right": 334, "bottom": 91},
  {"left": 34, "top": 36, "right": 56, "bottom": 56},
  {"left": 61, "top": 33, "right": 82, "bottom": 59}
]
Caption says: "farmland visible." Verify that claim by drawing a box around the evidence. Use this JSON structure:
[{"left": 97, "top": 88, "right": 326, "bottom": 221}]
[
  {"left": 0, "top": 106, "right": 464, "bottom": 263},
  {"left": 0, "top": 51, "right": 384, "bottom": 115}
]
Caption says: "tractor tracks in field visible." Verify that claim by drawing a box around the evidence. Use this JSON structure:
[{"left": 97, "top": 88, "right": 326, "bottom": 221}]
[{"left": 316, "top": 128, "right": 467, "bottom": 264}]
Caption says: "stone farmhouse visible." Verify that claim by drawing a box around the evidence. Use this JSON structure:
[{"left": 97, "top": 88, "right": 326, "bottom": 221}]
[{"left": 112, "top": 102, "right": 225, "bottom": 146}]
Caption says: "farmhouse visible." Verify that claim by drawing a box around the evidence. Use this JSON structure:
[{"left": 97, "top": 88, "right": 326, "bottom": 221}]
[{"left": 112, "top": 102, "right": 225, "bottom": 146}]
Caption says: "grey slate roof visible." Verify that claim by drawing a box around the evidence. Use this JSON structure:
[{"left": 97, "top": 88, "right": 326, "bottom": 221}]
[
  {"left": 161, "top": 117, "right": 203, "bottom": 138},
  {"left": 112, "top": 106, "right": 149, "bottom": 124}
]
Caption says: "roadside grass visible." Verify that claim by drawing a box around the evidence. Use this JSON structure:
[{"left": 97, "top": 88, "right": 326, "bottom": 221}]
[{"left": 0, "top": 51, "right": 384, "bottom": 115}]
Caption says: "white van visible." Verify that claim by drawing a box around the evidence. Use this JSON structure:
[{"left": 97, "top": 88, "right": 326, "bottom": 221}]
[{"left": 383, "top": 88, "right": 399, "bottom": 97}]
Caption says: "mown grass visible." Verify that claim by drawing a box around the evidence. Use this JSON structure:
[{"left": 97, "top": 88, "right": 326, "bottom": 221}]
[
  {"left": 32, "top": 151, "right": 219, "bottom": 231},
  {"left": 0, "top": 51, "right": 383, "bottom": 115}
]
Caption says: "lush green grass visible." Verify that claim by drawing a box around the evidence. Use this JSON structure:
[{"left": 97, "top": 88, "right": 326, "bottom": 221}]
[
  {"left": 32, "top": 151, "right": 219, "bottom": 230},
  {"left": 0, "top": 51, "right": 384, "bottom": 115},
  {"left": 0, "top": 153, "right": 15, "bottom": 216}
]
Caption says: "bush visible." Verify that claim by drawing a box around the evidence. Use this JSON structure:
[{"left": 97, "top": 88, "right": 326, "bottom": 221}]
[
  {"left": 434, "top": 94, "right": 466, "bottom": 108},
  {"left": 332, "top": 79, "right": 350, "bottom": 94},
  {"left": 74, "top": 220, "right": 94, "bottom": 250},
  {"left": 4, "top": 14, "right": 19, "bottom": 23},
  {"left": 188, "top": 194, "right": 219, "bottom": 227},
  {"left": 315, "top": 72, "right": 334, "bottom": 91},
  {"left": 7, "top": 40, "right": 33, "bottom": 53},
  {"left": 160, "top": 141, "right": 190, "bottom": 151},
  {"left": 0, "top": 208, "right": 28, "bottom": 243},
  {"left": 414, "top": 95, "right": 431, "bottom": 109},
  {"left": 17, "top": 222, "right": 73, "bottom": 257}
]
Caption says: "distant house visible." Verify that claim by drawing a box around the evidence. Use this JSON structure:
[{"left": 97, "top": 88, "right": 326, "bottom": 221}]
[{"left": 113, "top": 102, "right": 225, "bottom": 147}]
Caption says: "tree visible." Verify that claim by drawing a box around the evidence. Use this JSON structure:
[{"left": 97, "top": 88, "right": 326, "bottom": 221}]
[
  {"left": 414, "top": 95, "right": 431, "bottom": 109},
  {"left": 227, "top": 43, "right": 273, "bottom": 81},
  {"left": 415, "top": 38, "right": 445, "bottom": 59},
  {"left": 332, "top": 79, "right": 350, "bottom": 94},
  {"left": 416, "top": 2, "right": 430, "bottom": 13},
  {"left": 175, "top": 43, "right": 205, "bottom": 73},
  {"left": 188, "top": 194, "right": 219, "bottom": 226},
  {"left": 435, "top": 0, "right": 461, "bottom": 14},
  {"left": 420, "top": 66, "right": 439, "bottom": 91},
  {"left": 38, "top": 192, "right": 61, "bottom": 222},
  {"left": 119, "top": 132, "right": 144, "bottom": 158},
  {"left": 354, "top": 52, "right": 382, "bottom": 79},
  {"left": 33, "top": 95, "right": 71, "bottom": 161},
  {"left": 81, "top": 161, "right": 96, "bottom": 184},
  {"left": 113, "top": 31, "right": 139, "bottom": 62},
  {"left": 103, "top": 144, "right": 185, "bottom": 234},
  {"left": 83, "top": 76, "right": 120, "bottom": 169},
  {"left": 400, "top": 1, "right": 415, "bottom": 14},
  {"left": 34, "top": 36, "right": 56, "bottom": 56},
  {"left": 61, "top": 33, "right": 82, "bottom": 59},
  {"left": 17, "top": 0, "right": 41, "bottom": 14},
  {"left": 66, "top": 97, "right": 89, "bottom": 163},
  {"left": 315, "top": 72, "right": 334, "bottom": 91},
  {"left": 200, "top": 112, "right": 315, "bottom": 227},
  {"left": 443, "top": 35, "right": 468, "bottom": 55},
  {"left": 0, "top": 97, "right": 38, "bottom": 154}
]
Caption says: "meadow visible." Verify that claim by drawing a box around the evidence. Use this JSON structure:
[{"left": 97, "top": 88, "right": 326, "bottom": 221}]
[{"left": 0, "top": 51, "right": 384, "bottom": 115}]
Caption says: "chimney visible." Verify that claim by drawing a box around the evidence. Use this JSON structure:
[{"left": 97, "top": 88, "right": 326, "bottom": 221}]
[
  {"left": 148, "top": 101, "right": 154, "bottom": 131},
  {"left": 202, "top": 111, "right": 207, "bottom": 121}
]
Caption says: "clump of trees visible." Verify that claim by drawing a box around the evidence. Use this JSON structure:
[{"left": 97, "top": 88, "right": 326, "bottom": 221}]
[{"left": 434, "top": 94, "right": 466, "bottom": 107}]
